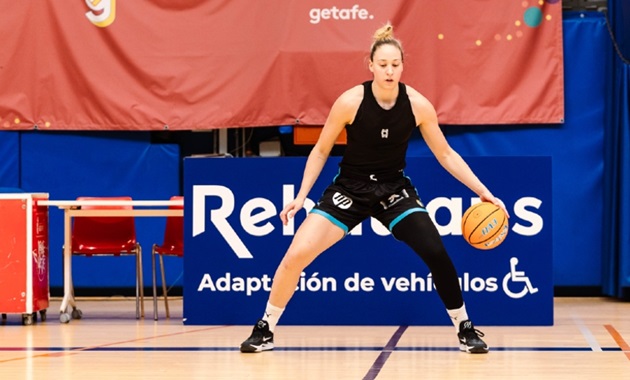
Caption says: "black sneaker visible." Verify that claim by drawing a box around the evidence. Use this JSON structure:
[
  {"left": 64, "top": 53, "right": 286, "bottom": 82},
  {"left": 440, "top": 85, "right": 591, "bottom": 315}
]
[
  {"left": 240, "top": 319, "right": 274, "bottom": 353},
  {"left": 457, "top": 320, "right": 489, "bottom": 354}
]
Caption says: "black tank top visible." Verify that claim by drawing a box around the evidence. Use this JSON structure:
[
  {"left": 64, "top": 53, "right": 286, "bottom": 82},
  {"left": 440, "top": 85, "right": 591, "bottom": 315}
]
[{"left": 338, "top": 81, "right": 416, "bottom": 181}]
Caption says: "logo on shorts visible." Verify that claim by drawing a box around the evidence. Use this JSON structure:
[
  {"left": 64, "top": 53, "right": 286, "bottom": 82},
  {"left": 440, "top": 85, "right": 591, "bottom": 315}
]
[
  {"left": 389, "top": 194, "right": 401, "bottom": 203},
  {"left": 332, "top": 192, "right": 353, "bottom": 210}
]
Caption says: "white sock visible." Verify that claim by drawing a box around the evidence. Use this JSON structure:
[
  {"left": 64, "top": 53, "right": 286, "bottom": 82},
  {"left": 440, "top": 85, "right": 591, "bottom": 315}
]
[
  {"left": 447, "top": 304, "right": 469, "bottom": 332},
  {"left": 262, "top": 302, "right": 284, "bottom": 332}
]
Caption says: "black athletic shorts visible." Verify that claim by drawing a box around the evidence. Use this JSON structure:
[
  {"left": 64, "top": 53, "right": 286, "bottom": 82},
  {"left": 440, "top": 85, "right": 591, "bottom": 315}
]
[{"left": 310, "top": 174, "right": 428, "bottom": 234}]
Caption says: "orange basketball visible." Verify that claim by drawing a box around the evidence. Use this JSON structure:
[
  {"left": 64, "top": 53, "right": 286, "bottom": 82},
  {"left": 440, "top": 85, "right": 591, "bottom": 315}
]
[{"left": 461, "top": 202, "right": 509, "bottom": 250}]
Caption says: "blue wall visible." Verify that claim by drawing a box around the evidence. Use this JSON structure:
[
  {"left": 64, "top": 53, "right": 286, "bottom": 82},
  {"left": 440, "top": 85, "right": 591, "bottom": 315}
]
[
  {"left": 0, "top": 132, "right": 20, "bottom": 190},
  {"left": 1, "top": 132, "right": 181, "bottom": 292},
  {"left": 0, "top": 12, "right": 611, "bottom": 291}
]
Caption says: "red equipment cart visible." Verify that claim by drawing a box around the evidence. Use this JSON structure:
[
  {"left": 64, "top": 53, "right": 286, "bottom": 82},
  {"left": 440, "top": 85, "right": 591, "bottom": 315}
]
[{"left": 0, "top": 193, "right": 50, "bottom": 325}]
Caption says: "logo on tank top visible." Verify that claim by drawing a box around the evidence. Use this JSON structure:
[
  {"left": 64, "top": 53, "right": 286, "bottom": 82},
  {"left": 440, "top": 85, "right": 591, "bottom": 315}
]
[
  {"left": 332, "top": 192, "right": 353, "bottom": 210},
  {"left": 381, "top": 129, "right": 389, "bottom": 138}
]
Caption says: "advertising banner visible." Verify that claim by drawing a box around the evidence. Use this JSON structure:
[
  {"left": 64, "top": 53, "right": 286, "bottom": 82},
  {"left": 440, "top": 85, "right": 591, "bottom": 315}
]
[
  {"left": 183, "top": 156, "right": 552, "bottom": 326},
  {"left": 0, "top": 1, "right": 564, "bottom": 130}
]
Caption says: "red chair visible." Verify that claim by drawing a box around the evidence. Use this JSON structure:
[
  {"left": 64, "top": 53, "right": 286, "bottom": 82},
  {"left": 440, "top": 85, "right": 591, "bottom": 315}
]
[
  {"left": 70, "top": 196, "right": 144, "bottom": 319},
  {"left": 152, "top": 196, "right": 183, "bottom": 320}
]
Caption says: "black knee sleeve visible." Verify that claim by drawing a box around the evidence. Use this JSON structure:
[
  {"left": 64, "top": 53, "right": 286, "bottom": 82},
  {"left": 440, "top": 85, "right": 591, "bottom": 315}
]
[{"left": 391, "top": 212, "right": 464, "bottom": 309}]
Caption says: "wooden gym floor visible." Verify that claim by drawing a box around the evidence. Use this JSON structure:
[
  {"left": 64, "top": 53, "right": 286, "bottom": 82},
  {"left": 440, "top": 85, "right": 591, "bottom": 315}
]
[{"left": 1, "top": 297, "right": 629, "bottom": 379}]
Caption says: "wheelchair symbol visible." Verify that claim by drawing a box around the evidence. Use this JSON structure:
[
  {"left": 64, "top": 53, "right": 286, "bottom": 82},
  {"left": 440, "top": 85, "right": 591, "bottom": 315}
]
[{"left": 502, "top": 257, "right": 538, "bottom": 299}]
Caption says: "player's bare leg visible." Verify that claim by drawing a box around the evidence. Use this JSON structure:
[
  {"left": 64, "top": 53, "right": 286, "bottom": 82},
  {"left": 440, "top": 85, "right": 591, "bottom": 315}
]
[{"left": 240, "top": 213, "right": 344, "bottom": 353}]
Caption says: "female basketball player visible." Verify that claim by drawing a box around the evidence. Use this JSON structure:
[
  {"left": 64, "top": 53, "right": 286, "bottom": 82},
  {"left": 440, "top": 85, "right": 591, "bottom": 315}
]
[{"left": 241, "top": 23, "right": 507, "bottom": 354}]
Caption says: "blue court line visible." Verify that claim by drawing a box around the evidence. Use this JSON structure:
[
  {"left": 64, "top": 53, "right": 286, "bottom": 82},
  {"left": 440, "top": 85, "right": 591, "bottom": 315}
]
[
  {"left": 398, "top": 347, "right": 623, "bottom": 352},
  {"left": 0, "top": 346, "right": 623, "bottom": 352},
  {"left": 364, "top": 325, "right": 408, "bottom": 380}
]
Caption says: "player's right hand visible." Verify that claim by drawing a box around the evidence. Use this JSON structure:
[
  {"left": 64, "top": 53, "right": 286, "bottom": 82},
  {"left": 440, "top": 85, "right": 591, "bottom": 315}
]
[{"left": 279, "top": 198, "right": 305, "bottom": 225}]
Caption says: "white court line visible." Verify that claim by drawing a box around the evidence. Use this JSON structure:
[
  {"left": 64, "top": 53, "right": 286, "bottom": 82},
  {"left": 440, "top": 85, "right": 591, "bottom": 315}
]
[{"left": 572, "top": 314, "right": 602, "bottom": 352}]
